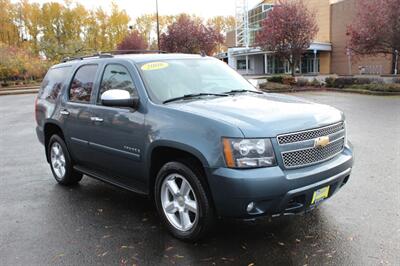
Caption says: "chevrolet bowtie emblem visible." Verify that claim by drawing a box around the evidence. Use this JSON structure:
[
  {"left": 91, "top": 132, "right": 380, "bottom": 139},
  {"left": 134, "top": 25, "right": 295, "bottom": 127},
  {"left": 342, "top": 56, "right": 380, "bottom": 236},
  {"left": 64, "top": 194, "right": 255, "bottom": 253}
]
[{"left": 314, "top": 136, "right": 330, "bottom": 148}]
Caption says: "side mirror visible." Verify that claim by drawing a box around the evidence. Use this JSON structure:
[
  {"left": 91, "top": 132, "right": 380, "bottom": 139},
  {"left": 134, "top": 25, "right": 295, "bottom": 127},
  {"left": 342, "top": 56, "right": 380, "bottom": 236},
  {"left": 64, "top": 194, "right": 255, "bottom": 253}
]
[{"left": 101, "top": 89, "right": 139, "bottom": 109}]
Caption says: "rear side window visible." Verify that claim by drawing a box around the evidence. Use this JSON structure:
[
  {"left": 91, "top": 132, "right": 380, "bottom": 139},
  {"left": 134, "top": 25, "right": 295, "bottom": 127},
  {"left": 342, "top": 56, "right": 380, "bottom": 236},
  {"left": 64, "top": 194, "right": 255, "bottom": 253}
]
[
  {"left": 69, "top": 64, "right": 98, "bottom": 103},
  {"left": 98, "top": 64, "right": 137, "bottom": 103},
  {"left": 38, "top": 66, "right": 72, "bottom": 101}
]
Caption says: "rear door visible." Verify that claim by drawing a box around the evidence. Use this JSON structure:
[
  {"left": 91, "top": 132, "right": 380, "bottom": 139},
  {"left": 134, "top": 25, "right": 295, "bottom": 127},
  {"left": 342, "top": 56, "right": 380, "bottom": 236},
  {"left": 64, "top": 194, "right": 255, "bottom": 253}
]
[
  {"left": 87, "top": 62, "right": 146, "bottom": 189},
  {"left": 61, "top": 64, "right": 100, "bottom": 167}
]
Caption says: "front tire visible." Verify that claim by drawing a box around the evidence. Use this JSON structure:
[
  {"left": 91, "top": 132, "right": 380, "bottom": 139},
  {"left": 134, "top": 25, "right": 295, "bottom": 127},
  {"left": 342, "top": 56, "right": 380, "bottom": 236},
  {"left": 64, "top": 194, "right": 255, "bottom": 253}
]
[
  {"left": 48, "top": 135, "right": 82, "bottom": 186},
  {"left": 155, "top": 161, "right": 213, "bottom": 241}
]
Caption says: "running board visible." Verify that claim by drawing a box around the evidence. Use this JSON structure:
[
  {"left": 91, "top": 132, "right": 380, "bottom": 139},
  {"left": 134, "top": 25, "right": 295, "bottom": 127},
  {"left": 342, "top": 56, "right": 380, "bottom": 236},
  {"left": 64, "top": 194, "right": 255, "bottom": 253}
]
[{"left": 73, "top": 165, "right": 148, "bottom": 196}]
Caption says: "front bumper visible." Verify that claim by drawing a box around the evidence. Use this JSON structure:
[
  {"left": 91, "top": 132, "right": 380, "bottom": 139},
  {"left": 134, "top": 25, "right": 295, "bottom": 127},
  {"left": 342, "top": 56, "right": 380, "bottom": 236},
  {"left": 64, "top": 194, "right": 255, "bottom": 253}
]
[{"left": 206, "top": 145, "right": 353, "bottom": 218}]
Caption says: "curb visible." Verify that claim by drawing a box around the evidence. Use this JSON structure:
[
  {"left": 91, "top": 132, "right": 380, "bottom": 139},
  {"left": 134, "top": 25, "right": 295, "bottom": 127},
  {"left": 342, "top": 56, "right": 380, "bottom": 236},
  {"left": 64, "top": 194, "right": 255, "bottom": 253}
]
[
  {"left": 262, "top": 87, "right": 400, "bottom": 96},
  {"left": 0, "top": 86, "right": 40, "bottom": 91},
  {"left": 0, "top": 89, "right": 39, "bottom": 96},
  {"left": 325, "top": 88, "right": 400, "bottom": 96}
]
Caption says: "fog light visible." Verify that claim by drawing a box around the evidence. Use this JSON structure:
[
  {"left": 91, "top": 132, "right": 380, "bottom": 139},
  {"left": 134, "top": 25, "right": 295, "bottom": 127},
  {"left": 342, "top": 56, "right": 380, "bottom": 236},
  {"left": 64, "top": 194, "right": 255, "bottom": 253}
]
[{"left": 246, "top": 202, "right": 255, "bottom": 213}]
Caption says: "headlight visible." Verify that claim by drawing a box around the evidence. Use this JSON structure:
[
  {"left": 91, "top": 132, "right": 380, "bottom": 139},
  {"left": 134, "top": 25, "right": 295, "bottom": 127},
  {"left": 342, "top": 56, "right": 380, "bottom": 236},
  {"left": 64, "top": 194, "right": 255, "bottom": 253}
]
[{"left": 222, "top": 138, "right": 276, "bottom": 168}]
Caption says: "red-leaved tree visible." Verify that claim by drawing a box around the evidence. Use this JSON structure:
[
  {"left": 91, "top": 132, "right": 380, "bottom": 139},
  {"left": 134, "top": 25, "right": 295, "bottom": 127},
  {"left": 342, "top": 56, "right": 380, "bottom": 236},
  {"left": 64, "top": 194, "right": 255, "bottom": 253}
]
[
  {"left": 117, "top": 30, "right": 148, "bottom": 51},
  {"left": 160, "top": 14, "right": 224, "bottom": 55},
  {"left": 256, "top": 0, "right": 318, "bottom": 76},
  {"left": 347, "top": 0, "right": 400, "bottom": 74}
]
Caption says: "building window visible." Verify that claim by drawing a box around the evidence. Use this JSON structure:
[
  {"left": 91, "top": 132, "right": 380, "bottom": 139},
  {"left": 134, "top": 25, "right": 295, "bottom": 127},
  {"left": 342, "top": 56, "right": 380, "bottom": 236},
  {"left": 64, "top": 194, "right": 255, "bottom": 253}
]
[
  {"left": 237, "top": 59, "right": 249, "bottom": 70},
  {"left": 262, "top": 4, "right": 273, "bottom": 12}
]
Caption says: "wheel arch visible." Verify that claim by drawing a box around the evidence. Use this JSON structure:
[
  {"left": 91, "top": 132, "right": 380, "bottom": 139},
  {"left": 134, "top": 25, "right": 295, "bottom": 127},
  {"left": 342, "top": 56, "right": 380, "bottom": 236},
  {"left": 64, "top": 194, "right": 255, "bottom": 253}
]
[
  {"left": 44, "top": 122, "right": 65, "bottom": 163},
  {"left": 147, "top": 142, "right": 215, "bottom": 209}
]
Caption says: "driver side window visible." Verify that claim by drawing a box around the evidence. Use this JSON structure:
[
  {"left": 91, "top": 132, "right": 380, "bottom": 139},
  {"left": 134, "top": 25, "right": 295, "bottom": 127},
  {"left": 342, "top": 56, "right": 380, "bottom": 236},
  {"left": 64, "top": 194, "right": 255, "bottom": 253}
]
[{"left": 98, "top": 64, "right": 137, "bottom": 103}]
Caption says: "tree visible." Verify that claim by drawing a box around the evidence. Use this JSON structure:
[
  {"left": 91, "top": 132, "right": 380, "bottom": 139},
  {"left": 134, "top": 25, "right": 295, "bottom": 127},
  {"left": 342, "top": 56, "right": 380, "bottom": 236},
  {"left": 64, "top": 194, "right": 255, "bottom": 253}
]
[
  {"left": 256, "top": 0, "right": 318, "bottom": 76},
  {"left": 19, "top": 0, "right": 41, "bottom": 53},
  {"left": 347, "top": 0, "right": 400, "bottom": 75},
  {"left": 108, "top": 2, "right": 130, "bottom": 49},
  {"left": 207, "top": 16, "right": 235, "bottom": 36},
  {"left": 117, "top": 30, "right": 147, "bottom": 51},
  {"left": 160, "top": 14, "right": 223, "bottom": 55},
  {"left": 207, "top": 16, "right": 236, "bottom": 52},
  {"left": 0, "top": 0, "right": 20, "bottom": 46}
]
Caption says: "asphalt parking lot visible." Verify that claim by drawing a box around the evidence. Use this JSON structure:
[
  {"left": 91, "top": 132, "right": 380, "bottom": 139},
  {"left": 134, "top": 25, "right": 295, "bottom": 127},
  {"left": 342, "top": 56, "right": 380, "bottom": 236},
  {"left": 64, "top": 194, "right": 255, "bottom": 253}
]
[{"left": 0, "top": 92, "right": 399, "bottom": 266}]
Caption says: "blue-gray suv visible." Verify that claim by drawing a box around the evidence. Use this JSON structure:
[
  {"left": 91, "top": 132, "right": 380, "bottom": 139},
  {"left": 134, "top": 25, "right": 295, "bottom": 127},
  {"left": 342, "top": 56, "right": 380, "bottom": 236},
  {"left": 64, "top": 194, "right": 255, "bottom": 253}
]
[{"left": 35, "top": 53, "right": 353, "bottom": 241}]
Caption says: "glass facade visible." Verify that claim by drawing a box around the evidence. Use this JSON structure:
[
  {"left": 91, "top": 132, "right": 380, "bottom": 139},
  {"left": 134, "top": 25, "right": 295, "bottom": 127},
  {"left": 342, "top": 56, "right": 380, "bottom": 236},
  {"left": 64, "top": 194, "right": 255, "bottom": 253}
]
[{"left": 248, "top": 4, "right": 274, "bottom": 45}]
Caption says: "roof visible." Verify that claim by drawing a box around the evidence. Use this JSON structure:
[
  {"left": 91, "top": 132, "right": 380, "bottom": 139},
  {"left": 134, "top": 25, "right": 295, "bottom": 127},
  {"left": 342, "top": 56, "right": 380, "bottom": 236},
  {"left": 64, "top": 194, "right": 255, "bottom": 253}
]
[
  {"left": 51, "top": 53, "right": 207, "bottom": 69},
  {"left": 112, "top": 53, "right": 205, "bottom": 63}
]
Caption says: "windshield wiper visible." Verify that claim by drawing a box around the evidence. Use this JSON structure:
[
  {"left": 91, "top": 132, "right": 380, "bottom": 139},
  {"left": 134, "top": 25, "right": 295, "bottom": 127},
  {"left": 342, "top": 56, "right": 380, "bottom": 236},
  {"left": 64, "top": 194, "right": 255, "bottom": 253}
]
[
  {"left": 163, "top": 93, "right": 228, "bottom": 104},
  {"left": 224, "top": 89, "right": 263, "bottom": 94}
]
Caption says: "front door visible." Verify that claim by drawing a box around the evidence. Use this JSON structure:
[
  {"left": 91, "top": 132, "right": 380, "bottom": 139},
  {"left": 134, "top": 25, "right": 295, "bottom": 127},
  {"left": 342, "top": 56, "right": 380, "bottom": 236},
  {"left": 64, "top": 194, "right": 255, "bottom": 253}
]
[{"left": 88, "top": 62, "right": 146, "bottom": 190}]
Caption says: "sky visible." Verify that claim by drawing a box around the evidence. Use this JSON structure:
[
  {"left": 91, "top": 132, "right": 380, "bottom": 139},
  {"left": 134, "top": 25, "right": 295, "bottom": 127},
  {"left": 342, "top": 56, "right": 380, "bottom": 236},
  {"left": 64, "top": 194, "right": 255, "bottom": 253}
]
[{"left": 22, "top": 0, "right": 262, "bottom": 19}]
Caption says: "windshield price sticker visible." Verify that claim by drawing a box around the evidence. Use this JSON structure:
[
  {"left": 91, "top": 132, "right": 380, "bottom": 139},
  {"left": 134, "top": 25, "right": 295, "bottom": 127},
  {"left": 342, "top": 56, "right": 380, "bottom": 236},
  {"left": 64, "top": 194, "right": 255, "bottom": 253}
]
[{"left": 141, "top": 62, "right": 169, "bottom": 71}]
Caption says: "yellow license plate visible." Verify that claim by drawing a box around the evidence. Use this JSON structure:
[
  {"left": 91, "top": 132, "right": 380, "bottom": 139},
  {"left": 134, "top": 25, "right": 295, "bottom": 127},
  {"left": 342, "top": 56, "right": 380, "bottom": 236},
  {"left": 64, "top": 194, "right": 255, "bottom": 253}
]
[{"left": 311, "top": 186, "right": 330, "bottom": 204}]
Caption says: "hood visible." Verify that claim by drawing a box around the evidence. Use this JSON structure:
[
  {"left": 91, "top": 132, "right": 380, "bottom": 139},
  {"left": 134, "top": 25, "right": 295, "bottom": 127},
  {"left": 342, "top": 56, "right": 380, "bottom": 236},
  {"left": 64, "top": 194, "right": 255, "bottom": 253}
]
[{"left": 168, "top": 93, "right": 344, "bottom": 138}]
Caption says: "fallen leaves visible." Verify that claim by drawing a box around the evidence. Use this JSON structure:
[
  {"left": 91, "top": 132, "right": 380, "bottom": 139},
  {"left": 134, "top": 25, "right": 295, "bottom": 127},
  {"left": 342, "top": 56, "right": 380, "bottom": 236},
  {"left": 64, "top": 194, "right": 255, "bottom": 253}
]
[
  {"left": 98, "top": 251, "right": 108, "bottom": 257},
  {"left": 165, "top": 246, "right": 174, "bottom": 251}
]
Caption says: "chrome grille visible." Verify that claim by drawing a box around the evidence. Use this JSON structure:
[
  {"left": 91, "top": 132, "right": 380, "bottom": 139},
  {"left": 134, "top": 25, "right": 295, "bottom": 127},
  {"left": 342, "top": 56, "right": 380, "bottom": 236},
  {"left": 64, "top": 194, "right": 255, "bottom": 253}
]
[
  {"left": 282, "top": 138, "right": 345, "bottom": 168},
  {"left": 277, "top": 122, "right": 345, "bottom": 145}
]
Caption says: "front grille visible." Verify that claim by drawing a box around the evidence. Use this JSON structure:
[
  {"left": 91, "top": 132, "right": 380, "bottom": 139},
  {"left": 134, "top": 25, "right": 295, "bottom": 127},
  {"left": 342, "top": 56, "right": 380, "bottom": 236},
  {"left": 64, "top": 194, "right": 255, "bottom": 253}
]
[
  {"left": 277, "top": 122, "right": 344, "bottom": 145},
  {"left": 282, "top": 137, "right": 345, "bottom": 168}
]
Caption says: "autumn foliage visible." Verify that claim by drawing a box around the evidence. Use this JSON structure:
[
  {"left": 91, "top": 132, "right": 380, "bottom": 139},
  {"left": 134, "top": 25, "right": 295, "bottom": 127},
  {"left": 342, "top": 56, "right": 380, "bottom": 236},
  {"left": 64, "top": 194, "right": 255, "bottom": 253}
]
[
  {"left": 0, "top": 44, "right": 50, "bottom": 82},
  {"left": 256, "top": 0, "right": 318, "bottom": 75},
  {"left": 0, "top": 0, "right": 235, "bottom": 82},
  {"left": 117, "top": 31, "right": 148, "bottom": 51},
  {"left": 347, "top": 0, "right": 400, "bottom": 74},
  {"left": 160, "top": 15, "right": 224, "bottom": 55}
]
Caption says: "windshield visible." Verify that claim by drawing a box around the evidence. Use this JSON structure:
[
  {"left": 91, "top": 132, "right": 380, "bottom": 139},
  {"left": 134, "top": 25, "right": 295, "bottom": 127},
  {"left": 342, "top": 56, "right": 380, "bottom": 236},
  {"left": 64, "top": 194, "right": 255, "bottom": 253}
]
[{"left": 137, "top": 58, "right": 258, "bottom": 104}]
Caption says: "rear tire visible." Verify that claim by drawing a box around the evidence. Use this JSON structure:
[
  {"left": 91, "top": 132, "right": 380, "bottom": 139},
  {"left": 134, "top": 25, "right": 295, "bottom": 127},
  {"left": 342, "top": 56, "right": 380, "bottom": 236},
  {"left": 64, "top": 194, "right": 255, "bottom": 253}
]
[
  {"left": 47, "top": 135, "right": 82, "bottom": 186},
  {"left": 155, "top": 161, "right": 214, "bottom": 241}
]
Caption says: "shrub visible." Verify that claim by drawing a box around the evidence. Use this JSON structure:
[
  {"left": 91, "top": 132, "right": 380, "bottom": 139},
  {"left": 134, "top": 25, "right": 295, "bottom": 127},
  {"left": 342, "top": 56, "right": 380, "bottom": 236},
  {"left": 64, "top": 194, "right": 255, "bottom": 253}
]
[
  {"left": 259, "top": 82, "right": 292, "bottom": 91},
  {"left": 282, "top": 76, "right": 296, "bottom": 85},
  {"left": 0, "top": 44, "right": 50, "bottom": 82},
  {"left": 267, "top": 75, "right": 285, "bottom": 83},
  {"left": 327, "top": 77, "right": 384, "bottom": 88},
  {"left": 332, "top": 77, "right": 356, "bottom": 88},
  {"left": 349, "top": 84, "right": 400, "bottom": 92},
  {"left": 325, "top": 77, "right": 335, "bottom": 87},
  {"left": 310, "top": 78, "right": 322, "bottom": 87},
  {"left": 296, "top": 78, "right": 310, "bottom": 87}
]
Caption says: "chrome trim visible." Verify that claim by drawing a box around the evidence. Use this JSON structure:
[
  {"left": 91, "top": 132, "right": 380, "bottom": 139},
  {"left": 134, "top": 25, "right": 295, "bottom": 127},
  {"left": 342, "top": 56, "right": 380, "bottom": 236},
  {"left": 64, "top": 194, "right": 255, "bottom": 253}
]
[
  {"left": 278, "top": 129, "right": 346, "bottom": 148},
  {"left": 101, "top": 89, "right": 130, "bottom": 101},
  {"left": 277, "top": 121, "right": 344, "bottom": 145},
  {"left": 90, "top": 116, "right": 104, "bottom": 122},
  {"left": 281, "top": 137, "right": 345, "bottom": 169},
  {"left": 281, "top": 136, "right": 344, "bottom": 155},
  {"left": 60, "top": 110, "right": 70, "bottom": 116}
]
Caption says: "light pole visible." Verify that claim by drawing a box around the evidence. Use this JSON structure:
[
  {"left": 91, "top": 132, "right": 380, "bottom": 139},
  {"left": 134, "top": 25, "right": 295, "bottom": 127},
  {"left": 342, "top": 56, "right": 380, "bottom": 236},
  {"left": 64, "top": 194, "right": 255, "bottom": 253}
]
[
  {"left": 156, "top": 0, "right": 160, "bottom": 50},
  {"left": 395, "top": 49, "right": 398, "bottom": 75}
]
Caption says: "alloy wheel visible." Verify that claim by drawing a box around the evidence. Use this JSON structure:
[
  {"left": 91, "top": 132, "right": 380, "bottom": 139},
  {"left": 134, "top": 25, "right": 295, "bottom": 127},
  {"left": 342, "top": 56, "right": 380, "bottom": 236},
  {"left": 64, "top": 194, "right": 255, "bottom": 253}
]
[
  {"left": 50, "top": 142, "right": 66, "bottom": 179},
  {"left": 160, "top": 173, "right": 198, "bottom": 232}
]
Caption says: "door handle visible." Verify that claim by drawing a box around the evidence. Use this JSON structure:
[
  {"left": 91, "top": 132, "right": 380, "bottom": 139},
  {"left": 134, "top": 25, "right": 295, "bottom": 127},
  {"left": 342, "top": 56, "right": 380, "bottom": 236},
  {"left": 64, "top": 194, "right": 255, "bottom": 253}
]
[
  {"left": 90, "top": 116, "right": 104, "bottom": 122},
  {"left": 60, "top": 109, "right": 70, "bottom": 116}
]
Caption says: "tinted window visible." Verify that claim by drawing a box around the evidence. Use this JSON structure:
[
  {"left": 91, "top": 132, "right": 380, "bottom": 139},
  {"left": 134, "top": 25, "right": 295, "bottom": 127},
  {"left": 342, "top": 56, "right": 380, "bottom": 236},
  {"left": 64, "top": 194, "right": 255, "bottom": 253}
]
[
  {"left": 69, "top": 65, "right": 98, "bottom": 103},
  {"left": 99, "top": 64, "right": 137, "bottom": 102},
  {"left": 39, "top": 66, "right": 72, "bottom": 101}
]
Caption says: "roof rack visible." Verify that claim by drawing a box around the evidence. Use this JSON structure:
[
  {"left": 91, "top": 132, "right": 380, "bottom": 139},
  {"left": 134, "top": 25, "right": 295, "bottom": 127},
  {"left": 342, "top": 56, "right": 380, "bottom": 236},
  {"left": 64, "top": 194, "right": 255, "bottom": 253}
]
[{"left": 61, "top": 50, "right": 167, "bottom": 63}]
